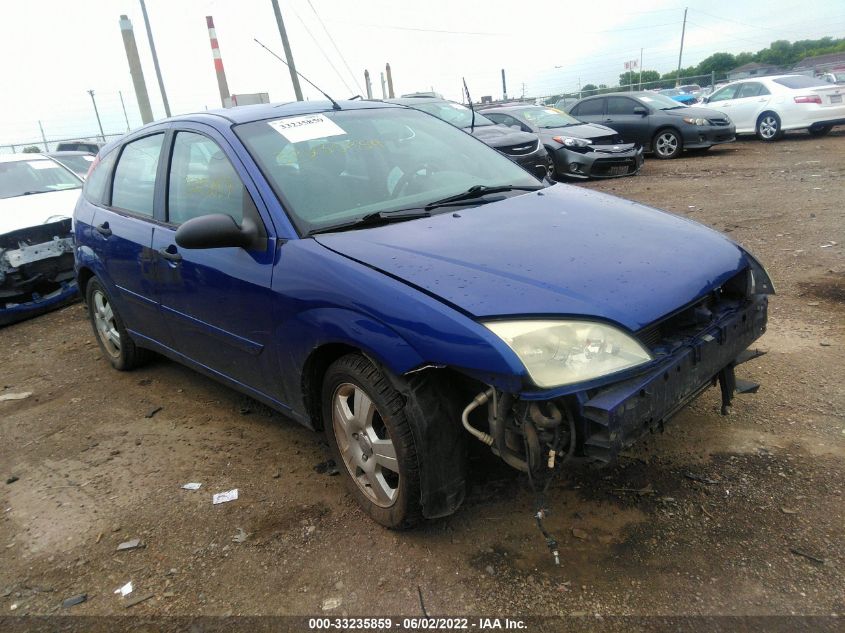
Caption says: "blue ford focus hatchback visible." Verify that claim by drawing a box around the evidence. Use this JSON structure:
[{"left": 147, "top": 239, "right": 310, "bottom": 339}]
[{"left": 74, "top": 100, "right": 773, "bottom": 528}]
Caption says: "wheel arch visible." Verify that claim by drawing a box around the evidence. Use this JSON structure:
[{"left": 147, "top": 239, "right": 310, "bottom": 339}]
[{"left": 76, "top": 266, "right": 96, "bottom": 302}]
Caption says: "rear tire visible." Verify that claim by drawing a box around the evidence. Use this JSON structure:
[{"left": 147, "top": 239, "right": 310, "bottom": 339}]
[
  {"left": 85, "top": 278, "right": 148, "bottom": 371},
  {"left": 756, "top": 112, "right": 783, "bottom": 141},
  {"left": 808, "top": 124, "right": 832, "bottom": 137},
  {"left": 652, "top": 128, "right": 682, "bottom": 159},
  {"left": 322, "top": 353, "right": 422, "bottom": 529}
]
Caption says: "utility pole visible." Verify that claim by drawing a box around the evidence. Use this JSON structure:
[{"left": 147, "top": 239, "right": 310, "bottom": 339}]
[
  {"left": 139, "top": 0, "right": 171, "bottom": 117},
  {"left": 638, "top": 48, "right": 643, "bottom": 90},
  {"left": 676, "top": 7, "right": 688, "bottom": 88},
  {"left": 38, "top": 121, "right": 48, "bottom": 151},
  {"left": 119, "top": 14, "right": 153, "bottom": 124},
  {"left": 364, "top": 70, "right": 373, "bottom": 99},
  {"left": 380, "top": 72, "right": 386, "bottom": 99},
  {"left": 87, "top": 90, "right": 105, "bottom": 141},
  {"left": 270, "top": 0, "right": 303, "bottom": 101},
  {"left": 501, "top": 69, "right": 508, "bottom": 100},
  {"left": 385, "top": 63, "right": 395, "bottom": 98},
  {"left": 118, "top": 91, "right": 131, "bottom": 130}
]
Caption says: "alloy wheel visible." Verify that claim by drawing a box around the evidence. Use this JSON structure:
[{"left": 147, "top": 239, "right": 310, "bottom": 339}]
[
  {"left": 92, "top": 289, "right": 121, "bottom": 356},
  {"left": 331, "top": 382, "right": 400, "bottom": 507},
  {"left": 655, "top": 132, "right": 679, "bottom": 157},
  {"left": 759, "top": 116, "right": 778, "bottom": 139}
]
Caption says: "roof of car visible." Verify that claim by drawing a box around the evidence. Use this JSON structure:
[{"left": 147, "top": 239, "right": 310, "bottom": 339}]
[
  {"left": 96, "top": 99, "right": 407, "bottom": 155},
  {"left": 386, "top": 97, "right": 447, "bottom": 106},
  {"left": 194, "top": 99, "right": 402, "bottom": 125},
  {"left": 0, "top": 153, "right": 53, "bottom": 163},
  {"left": 479, "top": 103, "right": 540, "bottom": 111},
  {"left": 48, "top": 151, "right": 96, "bottom": 156}
]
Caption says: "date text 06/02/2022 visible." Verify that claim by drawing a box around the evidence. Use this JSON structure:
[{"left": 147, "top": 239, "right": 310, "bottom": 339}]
[{"left": 308, "top": 617, "right": 527, "bottom": 630}]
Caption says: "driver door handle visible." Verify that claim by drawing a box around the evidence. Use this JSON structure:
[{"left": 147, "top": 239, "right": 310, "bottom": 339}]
[
  {"left": 159, "top": 245, "right": 182, "bottom": 263},
  {"left": 95, "top": 222, "right": 112, "bottom": 237}
]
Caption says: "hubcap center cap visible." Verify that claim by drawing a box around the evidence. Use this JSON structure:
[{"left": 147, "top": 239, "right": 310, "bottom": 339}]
[{"left": 357, "top": 434, "right": 373, "bottom": 459}]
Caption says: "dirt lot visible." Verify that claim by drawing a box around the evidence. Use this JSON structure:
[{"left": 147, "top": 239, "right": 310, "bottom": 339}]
[{"left": 1, "top": 130, "right": 844, "bottom": 622}]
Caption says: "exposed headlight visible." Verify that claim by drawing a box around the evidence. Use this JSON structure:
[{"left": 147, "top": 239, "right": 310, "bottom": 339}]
[
  {"left": 552, "top": 135, "right": 591, "bottom": 148},
  {"left": 485, "top": 320, "right": 653, "bottom": 388},
  {"left": 683, "top": 117, "right": 708, "bottom": 126},
  {"left": 745, "top": 253, "right": 776, "bottom": 295}
]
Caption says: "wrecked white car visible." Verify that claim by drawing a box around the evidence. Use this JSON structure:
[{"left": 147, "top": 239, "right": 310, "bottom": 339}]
[{"left": 0, "top": 155, "right": 82, "bottom": 326}]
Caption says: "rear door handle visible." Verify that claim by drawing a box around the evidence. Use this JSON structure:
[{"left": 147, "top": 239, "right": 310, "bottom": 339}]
[
  {"left": 95, "top": 222, "right": 112, "bottom": 237},
  {"left": 159, "top": 245, "right": 182, "bottom": 263}
]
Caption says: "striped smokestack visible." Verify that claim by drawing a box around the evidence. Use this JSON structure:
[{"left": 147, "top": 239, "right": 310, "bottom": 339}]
[{"left": 206, "top": 16, "right": 231, "bottom": 107}]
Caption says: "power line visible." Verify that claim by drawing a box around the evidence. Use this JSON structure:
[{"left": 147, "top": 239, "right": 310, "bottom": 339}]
[
  {"left": 305, "top": 0, "right": 363, "bottom": 94},
  {"left": 289, "top": 5, "right": 354, "bottom": 94}
]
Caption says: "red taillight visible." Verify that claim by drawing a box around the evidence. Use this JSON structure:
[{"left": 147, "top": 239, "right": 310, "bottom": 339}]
[
  {"left": 86, "top": 154, "right": 100, "bottom": 178},
  {"left": 794, "top": 95, "right": 822, "bottom": 104}
]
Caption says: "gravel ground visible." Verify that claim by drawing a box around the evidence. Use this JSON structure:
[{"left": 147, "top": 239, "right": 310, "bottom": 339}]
[{"left": 1, "top": 130, "right": 843, "bottom": 622}]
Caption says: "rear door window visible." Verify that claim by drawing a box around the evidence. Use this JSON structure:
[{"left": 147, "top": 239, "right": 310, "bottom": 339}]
[
  {"left": 737, "top": 82, "right": 766, "bottom": 98},
  {"left": 606, "top": 97, "right": 638, "bottom": 115},
  {"left": 111, "top": 134, "right": 165, "bottom": 216}
]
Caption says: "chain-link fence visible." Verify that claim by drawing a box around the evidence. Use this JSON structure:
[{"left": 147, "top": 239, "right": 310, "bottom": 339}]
[
  {"left": 532, "top": 71, "right": 730, "bottom": 107},
  {"left": 1, "top": 132, "right": 127, "bottom": 155}
]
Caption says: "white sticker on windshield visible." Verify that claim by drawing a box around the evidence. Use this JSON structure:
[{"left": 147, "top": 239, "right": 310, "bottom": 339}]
[
  {"left": 268, "top": 114, "right": 346, "bottom": 143},
  {"left": 28, "top": 161, "right": 53, "bottom": 170}
]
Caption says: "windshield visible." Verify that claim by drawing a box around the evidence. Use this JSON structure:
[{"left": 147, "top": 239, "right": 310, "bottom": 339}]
[
  {"left": 637, "top": 93, "right": 685, "bottom": 110},
  {"left": 53, "top": 154, "right": 95, "bottom": 177},
  {"left": 519, "top": 107, "right": 580, "bottom": 128},
  {"left": 412, "top": 101, "right": 494, "bottom": 128},
  {"left": 0, "top": 158, "right": 82, "bottom": 199},
  {"left": 235, "top": 107, "right": 540, "bottom": 235}
]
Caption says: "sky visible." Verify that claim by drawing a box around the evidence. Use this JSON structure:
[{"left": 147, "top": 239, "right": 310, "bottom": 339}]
[{"left": 1, "top": 0, "right": 843, "bottom": 147}]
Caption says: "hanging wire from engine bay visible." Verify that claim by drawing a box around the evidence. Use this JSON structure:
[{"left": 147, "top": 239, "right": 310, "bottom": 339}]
[{"left": 462, "top": 389, "right": 577, "bottom": 566}]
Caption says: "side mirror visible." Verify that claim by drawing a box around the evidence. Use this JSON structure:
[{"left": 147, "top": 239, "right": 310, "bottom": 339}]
[
  {"left": 175, "top": 213, "right": 258, "bottom": 250},
  {"left": 633, "top": 106, "right": 648, "bottom": 116}
]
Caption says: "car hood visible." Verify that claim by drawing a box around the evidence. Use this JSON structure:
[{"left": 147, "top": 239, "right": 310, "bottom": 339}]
[
  {"left": 540, "top": 123, "right": 620, "bottom": 141},
  {"left": 313, "top": 184, "right": 749, "bottom": 331},
  {"left": 465, "top": 124, "right": 537, "bottom": 148},
  {"left": 0, "top": 188, "right": 81, "bottom": 235},
  {"left": 662, "top": 105, "right": 726, "bottom": 119}
]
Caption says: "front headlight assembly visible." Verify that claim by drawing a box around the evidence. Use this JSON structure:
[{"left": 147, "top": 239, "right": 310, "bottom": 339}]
[
  {"left": 552, "top": 135, "right": 591, "bottom": 149},
  {"left": 485, "top": 320, "right": 653, "bottom": 388},
  {"left": 683, "top": 117, "right": 708, "bottom": 126}
]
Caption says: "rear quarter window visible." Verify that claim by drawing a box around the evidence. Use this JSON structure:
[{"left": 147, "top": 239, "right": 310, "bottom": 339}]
[{"left": 82, "top": 150, "right": 117, "bottom": 205}]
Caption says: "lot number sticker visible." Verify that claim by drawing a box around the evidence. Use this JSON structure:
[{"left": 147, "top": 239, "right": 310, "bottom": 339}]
[{"left": 268, "top": 114, "right": 346, "bottom": 143}]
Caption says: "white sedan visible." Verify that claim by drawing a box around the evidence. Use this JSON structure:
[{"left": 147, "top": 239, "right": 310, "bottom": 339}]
[
  {"left": 0, "top": 154, "right": 82, "bottom": 325},
  {"left": 702, "top": 74, "right": 845, "bottom": 141}
]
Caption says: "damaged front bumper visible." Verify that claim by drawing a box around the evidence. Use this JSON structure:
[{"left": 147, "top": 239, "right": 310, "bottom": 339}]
[
  {"left": 0, "top": 218, "right": 78, "bottom": 327},
  {"left": 576, "top": 295, "right": 768, "bottom": 463}
]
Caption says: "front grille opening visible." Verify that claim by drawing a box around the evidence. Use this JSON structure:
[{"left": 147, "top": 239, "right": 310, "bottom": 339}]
[{"left": 635, "top": 268, "right": 749, "bottom": 352}]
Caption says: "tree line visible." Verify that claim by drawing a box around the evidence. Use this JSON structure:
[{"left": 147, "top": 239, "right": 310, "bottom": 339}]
[{"left": 554, "top": 35, "right": 845, "bottom": 99}]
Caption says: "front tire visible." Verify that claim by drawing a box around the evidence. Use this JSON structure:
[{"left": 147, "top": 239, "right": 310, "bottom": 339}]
[
  {"left": 322, "top": 354, "right": 422, "bottom": 529},
  {"left": 653, "top": 128, "right": 682, "bottom": 159},
  {"left": 85, "top": 278, "right": 148, "bottom": 371},
  {"left": 756, "top": 112, "right": 783, "bottom": 141}
]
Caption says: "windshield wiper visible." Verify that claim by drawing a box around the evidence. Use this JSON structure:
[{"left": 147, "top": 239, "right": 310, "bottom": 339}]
[
  {"left": 20, "top": 190, "right": 51, "bottom": 196},
  {"left": 308, "top": 209, "right": 431, "bottom": 236},
  {"left": 424, "top": 184, "right": 543, "bottom": 210}
]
